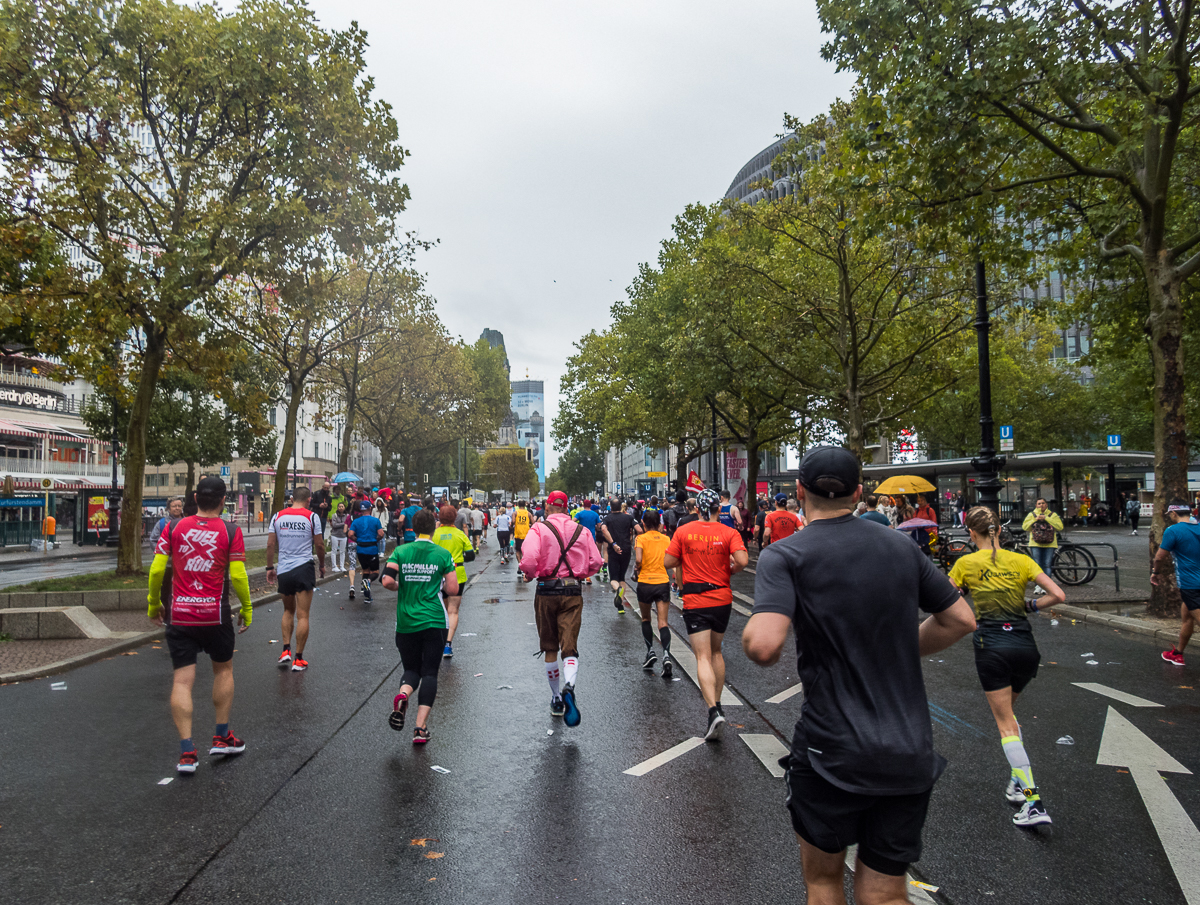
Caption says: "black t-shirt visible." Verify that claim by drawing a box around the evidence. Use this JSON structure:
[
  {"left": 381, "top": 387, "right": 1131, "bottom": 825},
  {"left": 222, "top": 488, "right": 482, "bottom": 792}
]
[
  {"left": 676, "top": 513, "right": 699, "bottom": 530},
  {"left": 753, "top": 513, "right": 961, "bottom": 795},
  {"left": 602, "top": 512, "right": 637, "bottom": 549}
]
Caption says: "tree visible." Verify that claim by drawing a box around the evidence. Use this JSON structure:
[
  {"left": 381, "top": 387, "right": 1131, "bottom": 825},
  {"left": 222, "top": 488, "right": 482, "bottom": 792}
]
[
  {"left": 816, "top": 0, "right": 1200, "bottom": 612},
  {"left": 482, "top": 446, "right": 539, "bottom": 499},
  {"left": 549, "top": 435, "right": 606, "bottom": 496},
  {"left": 0, "top": 0, "right": 408, "bottom": 572}
]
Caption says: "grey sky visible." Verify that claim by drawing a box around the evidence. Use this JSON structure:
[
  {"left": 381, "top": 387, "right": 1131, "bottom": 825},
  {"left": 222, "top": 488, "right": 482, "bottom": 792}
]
[{"left": 304, "top": 0, "right": 855, "bottom": 471}]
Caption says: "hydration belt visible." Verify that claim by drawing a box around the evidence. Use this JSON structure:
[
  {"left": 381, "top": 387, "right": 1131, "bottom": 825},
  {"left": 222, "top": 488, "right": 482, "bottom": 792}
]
[
  {"left": 536, "top": 577, "right": 583, "bottom": 596},
  {"left": 681, "top": 581, "right": 729, "bottom": 597}
]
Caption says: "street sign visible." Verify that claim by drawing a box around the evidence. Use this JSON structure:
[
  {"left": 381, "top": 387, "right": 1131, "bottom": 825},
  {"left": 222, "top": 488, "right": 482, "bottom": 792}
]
[
  {"left": 647, "top": 471, "right": 667, "bottom": 478},
  {"left": 1108, "top": 433, "right": 1122, "bottom": 451},
  {"left": 613, "top": 482, "right": 622, "bottom": 493},
  {"left": 40, "top": 477, "right": 53, "bottom": 490},
  {"left": 220, "top": 466, "right": 230, "bottom": 478},
  {"left": 594, "top": 480, "right": 602, "bottom": 489},
  {"left": 999, "top": 425, "right": 1014, "bottom": 452}
]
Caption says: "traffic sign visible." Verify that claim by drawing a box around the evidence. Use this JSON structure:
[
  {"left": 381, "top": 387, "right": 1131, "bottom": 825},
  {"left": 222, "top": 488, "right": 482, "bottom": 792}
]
[
  {"left": 999, "top": 425, "right": 1014, "bottom": 452},
  {"left": 1108, "top": 434, "right": 1122, "bottom": 451},
  {"left": 220, "top": 466, "right": 230, "bottom": 478},
  {"left": 647, "top": 471, "right": 667, "bottom": 478},
  {"left": 613, "top": 482, "right": 622, "bottom": 493}
]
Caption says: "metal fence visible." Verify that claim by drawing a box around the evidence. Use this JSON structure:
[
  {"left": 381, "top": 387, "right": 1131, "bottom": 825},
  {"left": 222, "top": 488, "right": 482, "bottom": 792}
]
[{"left": 0, "top": 521, "right": 39, "bottom": 547}]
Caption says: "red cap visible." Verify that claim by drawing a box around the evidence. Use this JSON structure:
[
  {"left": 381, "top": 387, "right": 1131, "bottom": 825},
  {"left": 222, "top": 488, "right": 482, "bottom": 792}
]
[{"left": 546, "top": 491, "right": 569, "bottom": 509}]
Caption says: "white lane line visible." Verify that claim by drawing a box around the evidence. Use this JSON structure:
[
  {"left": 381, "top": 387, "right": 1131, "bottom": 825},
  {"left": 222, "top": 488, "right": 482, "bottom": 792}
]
[
  {"left": 669, "top": 628, "right": 743, "bottom": 706},
  {"left": 765, "top": 682, "right": 804, "bottom": 705},
  {"left": 624, "top": 737, "right": 706, "bottom": 776},
  {"left": 1073, "top": 682, "right": 1163, "bottom": 708},
  {"left": 731, "top": 590, "right": 754, "bottom": 616},
  {"left": 739, "top": 733, "right": 788, "bottom": 777}
]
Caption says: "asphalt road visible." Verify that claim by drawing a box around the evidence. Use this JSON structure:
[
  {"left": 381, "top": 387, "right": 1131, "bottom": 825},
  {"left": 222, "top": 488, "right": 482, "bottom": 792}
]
[{"left": 1, "top": 540, "right": 1196, "bottom": 905}]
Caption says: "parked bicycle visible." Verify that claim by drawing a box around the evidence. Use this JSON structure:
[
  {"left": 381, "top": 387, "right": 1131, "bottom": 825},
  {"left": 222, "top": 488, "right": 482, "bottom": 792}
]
[{"left": 936, "top": 524, "right": 1099, "bottom": 586}]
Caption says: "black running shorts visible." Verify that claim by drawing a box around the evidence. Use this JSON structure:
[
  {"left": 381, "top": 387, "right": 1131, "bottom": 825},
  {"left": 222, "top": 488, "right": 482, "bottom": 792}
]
[
  {"left": 165, "top": 623, "right": 235, "bottom": 669},
  {"left": 974, "top": 644, "right": 1041, "bottom": 693},
  {"left": 682, "top": 603, "right": 732, "bottom": 635},
  {"left": 277, "top": 560, "right": 315, "bottom": 596},
  {"left": 1181, "top": 587, "right": 1200, "bottom": 610},
  {"left": 357, "top": 552, "right": 380, "bottom": 572},
  {"left": 514, "top": 537, "right": 525, "bottom": 556},
  {"left": 608, "top": 548, "right": 631, "bottom": 582},
  {"left": 784, "top": 748, "right": 933, "bottom": 877},
  {"left": 636, "top": 582, "right": 671, "bottom": 606}
]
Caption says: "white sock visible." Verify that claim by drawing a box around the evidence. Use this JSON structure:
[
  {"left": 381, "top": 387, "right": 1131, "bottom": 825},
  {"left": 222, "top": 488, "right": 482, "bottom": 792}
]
[
  {"left": 545, "top": 662, "right": 560, "bottom": 697},
  {"left": 563, "top": 656, "right": 578, "bottom": 687},
  {"left": 1002, "top": 734, "right": 1035, "bottom": 794}
]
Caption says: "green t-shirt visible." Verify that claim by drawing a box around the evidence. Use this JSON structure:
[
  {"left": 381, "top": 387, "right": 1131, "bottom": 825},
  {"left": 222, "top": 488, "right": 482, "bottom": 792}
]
[
  {"left": 432, "top": 524, "right": 472, "bottom": 585},
  {"left": 385, "top": 539, "right": 455, "bottom": 634}
]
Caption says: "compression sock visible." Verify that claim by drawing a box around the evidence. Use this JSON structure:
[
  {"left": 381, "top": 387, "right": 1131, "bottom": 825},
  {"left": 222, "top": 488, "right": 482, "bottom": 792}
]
[
  {"left": 641, "top": 620, "right": 654, "bottom": 648},
  {"left": 1002, "top": 735, "right": 1037, "bottom": 798},
  {"left": 563, "top": 656, "right": 579, "bottom": 687},
  {"left": 545, "top": 662, "right": 561, "bottom": 697},
  {"left": 659, "top": 626, "right": 671, "bottom": 653},
  {"left": 180, "top": 738, "right": 195, "bottom": 754},
  {"left": 215, "top": 723, "right": 228, "bottom": 738}
]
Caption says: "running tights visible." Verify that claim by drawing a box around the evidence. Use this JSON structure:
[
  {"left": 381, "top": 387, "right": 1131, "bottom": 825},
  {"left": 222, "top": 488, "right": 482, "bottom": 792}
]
[{"left": 395, "top": 628, "right": 448, "bottom": 707}]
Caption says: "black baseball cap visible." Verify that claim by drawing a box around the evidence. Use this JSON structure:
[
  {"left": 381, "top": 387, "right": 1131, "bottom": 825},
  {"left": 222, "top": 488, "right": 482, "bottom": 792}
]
[
  {"left": 798, "top": 446, "right": 860, "bottom": 499},
  {"left": 196, "top": 476, "right": 226, "bottom": 497}
]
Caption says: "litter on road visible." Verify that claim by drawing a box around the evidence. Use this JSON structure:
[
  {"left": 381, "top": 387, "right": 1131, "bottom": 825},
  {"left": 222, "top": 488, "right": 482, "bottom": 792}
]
[
  {"left": 1081, "top": 652, "right": 1094, "bottom": 657},
  {"left": 1087, "top": 660, "right": 1099, "bottom": 665},
  {"left": 157, "top": 778, "right": 173, "bottom": 785},
  {"left": 430, "top": 766, "right": 451, "bottom": 774},
  {"left": 1057, "top": 736, "right": 1075, "bottom": 745}
]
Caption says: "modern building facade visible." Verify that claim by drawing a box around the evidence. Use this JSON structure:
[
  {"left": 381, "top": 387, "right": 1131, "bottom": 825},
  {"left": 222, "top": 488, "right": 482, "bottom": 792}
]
[
  {"left": 724, "top": 135, "right": 801, "bottom": 204},
  {"left": 511, "top": 379, "right": 545, "bottom": 491}
]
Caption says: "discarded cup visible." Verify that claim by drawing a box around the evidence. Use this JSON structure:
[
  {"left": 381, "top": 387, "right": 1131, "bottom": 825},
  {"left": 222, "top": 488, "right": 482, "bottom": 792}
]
[
  {"left": 1087, "top": 660, "right": 1099, "bottom": 665},
  {"left": 1056, "top": 735, "right": 1074, "bottom": 745},
  {"left": 1050, "top": 619, "right": 1059, "bottom": 626},
  {"left": 430, "top": 766, "right": 451, "bottom": 774},
  {"left": 547, "top": 729, "right": 554, "bottom": 736},
  {"left": 1081, "top": 652, "right": 1094, "bottom": 657}
]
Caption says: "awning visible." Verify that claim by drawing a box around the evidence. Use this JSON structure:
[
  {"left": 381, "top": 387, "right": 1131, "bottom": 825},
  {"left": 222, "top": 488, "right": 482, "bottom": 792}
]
[
  {"left": 863, "top": 449, "right": 1157, "bottom": 480},
  {"left": 0, "top": 418, "right": 45, "bottom": 439},
  {"left": 6, "top": 419, "right": 95, "bottom": 443}
]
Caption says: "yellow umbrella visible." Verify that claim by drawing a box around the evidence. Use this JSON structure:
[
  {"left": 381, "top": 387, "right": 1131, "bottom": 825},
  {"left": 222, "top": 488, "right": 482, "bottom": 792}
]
[{"left": 873, "top": 474, "right": 937, "bottom": 495}]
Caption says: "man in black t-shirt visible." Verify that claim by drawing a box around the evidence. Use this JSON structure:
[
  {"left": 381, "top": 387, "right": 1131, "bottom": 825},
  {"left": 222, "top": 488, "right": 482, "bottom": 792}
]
[
  {"left": 743, "top": 446, "right": 975, "bottom": 903},
  {"left": 599, "top": 502, "right": 641, "bottom": 614}
]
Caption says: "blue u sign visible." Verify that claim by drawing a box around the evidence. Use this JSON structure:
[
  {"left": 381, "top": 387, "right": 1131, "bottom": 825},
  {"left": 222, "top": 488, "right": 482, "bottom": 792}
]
[
  {"left": 1108, "top": 434, "right": 1122, "bottom": 447},
  {"left": 999, "top": 425, "right": 1013, "bottom": 440}
]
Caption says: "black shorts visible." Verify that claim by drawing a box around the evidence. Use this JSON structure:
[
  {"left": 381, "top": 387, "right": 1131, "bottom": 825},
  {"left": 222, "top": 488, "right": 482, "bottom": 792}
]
[
  {"left": 682, "top": 604, "right": 732, "bottom": 635},
  {"left": 514, "top": 537, "right": 525, "bottom": 555},
  {"left": 277, "top": 560, "right": 316, "bottom": 596},
  {"left": 1181, "top": 587, "right": 1200, "bottom": 610},
  {"left": 974, "top": 644, "right": 1041, "bottom": 693},
  {"left": 636, "top": 582, "right": 671, "bottom": 605},
  {"left": 785, "top": 749, "right": 932, "bottom": 876},
  {"left": 608, "top": 548, "right": 631, "bottom": 582},
  {"left": 165, "top": 623, "right": 235, "bottom": 669},
  {"left": 470, "top": 529, "right": 481, "bottom": 537},
  {"left": 357, "top": 552, "right": 380, "bottom": 572},
  {"left": 497, "top": 531, "right": 510, "bottom": 546}
]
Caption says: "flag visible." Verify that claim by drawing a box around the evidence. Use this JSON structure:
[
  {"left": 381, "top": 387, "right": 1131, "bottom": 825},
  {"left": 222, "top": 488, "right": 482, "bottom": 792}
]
[{"left": 686, "top": 470, "right": 706, "bottom": 493}]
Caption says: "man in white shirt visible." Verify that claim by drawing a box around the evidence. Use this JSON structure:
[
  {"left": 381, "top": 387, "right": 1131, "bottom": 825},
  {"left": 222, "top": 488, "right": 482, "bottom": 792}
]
[
  {"left": 267, "top": 486, "right": 325, "bottom": 672},
  {"left": 469, "top": 506, "right": 485, "bottom": 551}
]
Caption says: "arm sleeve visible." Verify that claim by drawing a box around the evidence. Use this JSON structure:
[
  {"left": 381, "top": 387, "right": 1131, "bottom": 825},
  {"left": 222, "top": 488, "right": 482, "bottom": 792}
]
[
  {"left": 751, "top": 546, "right": 796, "bottom": 617},
  {"left": 147, "top": 553, "right": 169, "bottom": 616},
  {"left": 229, "top": 561, "right": 253, "bottom": 620}
]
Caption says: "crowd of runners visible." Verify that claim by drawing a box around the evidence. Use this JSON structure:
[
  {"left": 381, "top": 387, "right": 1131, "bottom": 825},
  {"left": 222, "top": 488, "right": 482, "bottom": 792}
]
[{"left": 144, "top": 446, "right": 1200, "bottom": 904}]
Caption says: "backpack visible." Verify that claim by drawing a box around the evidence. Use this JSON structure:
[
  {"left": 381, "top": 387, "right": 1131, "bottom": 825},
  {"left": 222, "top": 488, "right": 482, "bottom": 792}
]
[
  {"left": 1029, "top": 517, "right": 1056, "bottom": 545},
  {"left": 1126, "top": 498, "right": 1139, "bottom": 515}
]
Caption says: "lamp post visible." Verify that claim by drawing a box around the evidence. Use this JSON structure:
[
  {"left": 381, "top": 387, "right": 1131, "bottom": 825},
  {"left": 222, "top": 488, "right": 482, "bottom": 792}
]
[
  {"left": 970, "top": 261, "right": 1005, "bottom": 515},
  {"left": 710, "top": 402, "right": 720, "bottom": 491}
]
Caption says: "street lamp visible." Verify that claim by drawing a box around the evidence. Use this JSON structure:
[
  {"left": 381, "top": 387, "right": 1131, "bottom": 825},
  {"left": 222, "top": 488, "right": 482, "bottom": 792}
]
[{"left": 970, "top": 261, "right": 1005, "bottom": 515}]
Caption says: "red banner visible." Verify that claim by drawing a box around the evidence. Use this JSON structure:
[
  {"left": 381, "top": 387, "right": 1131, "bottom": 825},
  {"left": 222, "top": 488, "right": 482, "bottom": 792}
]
[
  {"left": 685, "top": 471, "right": 706, "bottom": 493},
  {"left": 87, "top": 496, "right": 108, "bottom": 535}
]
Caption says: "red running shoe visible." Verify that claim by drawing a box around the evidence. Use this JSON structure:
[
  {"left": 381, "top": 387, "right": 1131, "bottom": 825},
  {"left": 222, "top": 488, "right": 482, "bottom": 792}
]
[
  {"left": 277, "top": 646, "right": 292, "bottom": 667},
  {"left": 389, "top": 692, "right": 408, "bottom": 731},
  {"left": 209, "top": 732, "right": 246, "bottom": 756},
  {"left": 1163, "top": 648, "right": 1186, "bottom": 666},
  {"left": 177, "top": 750, "right": 199, "bottom": 774},
  {"left": 291, "top": 655, "right": 309, "bottom": 672}
]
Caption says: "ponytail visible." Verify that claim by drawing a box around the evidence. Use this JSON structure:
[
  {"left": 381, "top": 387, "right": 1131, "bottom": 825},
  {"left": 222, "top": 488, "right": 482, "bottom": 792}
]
[
  {"left": 987, "top": 523, "right": 998, "bottom": 564},
  {"left": 965, "top": 505, "right": 1001, "bottom": 563}
]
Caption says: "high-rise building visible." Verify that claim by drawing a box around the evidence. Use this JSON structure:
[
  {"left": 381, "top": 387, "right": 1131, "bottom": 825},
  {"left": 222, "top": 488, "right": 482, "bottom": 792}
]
[
  {"left": 479, "top": 328, "right": 510, "bottom": 377},
  {"left": 511, "top": 378, "right": 545, "bottom": 491}
]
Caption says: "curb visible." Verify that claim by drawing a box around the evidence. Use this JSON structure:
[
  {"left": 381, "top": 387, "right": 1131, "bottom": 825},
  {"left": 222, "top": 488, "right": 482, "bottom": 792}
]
[
  {"left": 0, "top": 572, "right": 343, "bottom": 683},
  {"left": 0, "top": 548, "right": 118, "bottom": 569},
  {"left": 1052, "top": 602, "right": 1178, "bottom": 646}
]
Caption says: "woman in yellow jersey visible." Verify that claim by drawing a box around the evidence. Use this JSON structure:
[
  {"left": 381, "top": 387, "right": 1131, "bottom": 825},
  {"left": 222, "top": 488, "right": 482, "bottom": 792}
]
[
  {"left": 949, "top": 506, "right": 1065, "bottom": 828},
  {"left": 432, "top": 505, "right": 474, "bottom": 659},
  {"left": 633, "top": 510, "right": 674, "bottom": 678}
]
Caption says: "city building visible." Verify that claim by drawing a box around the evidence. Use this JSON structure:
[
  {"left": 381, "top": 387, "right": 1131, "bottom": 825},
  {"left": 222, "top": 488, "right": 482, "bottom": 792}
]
[
  {"left": 724, "top": 134, "right": 801, "bottom": 204},
  {"left": 511, "top": 378, "right": 545, "bottom": 492}
]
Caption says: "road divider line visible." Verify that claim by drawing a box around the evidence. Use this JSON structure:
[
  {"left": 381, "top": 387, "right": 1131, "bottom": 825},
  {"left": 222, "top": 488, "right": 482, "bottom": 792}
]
[
  {"left": 765, "top": 683, "right": 804, "bottom": 705},
  {"left": 731, "top": 590, "right": 754, "bottom": 616},
  {"left": 1072, "top": 682, "right": 1163, "bottom": 708},
  {"left": 739, "top": 733, "right": 788, "bottom": 777},
  {"left": 668, "top": 628, "right": 742, "bottom": 706},
  {"left": 623, "top": 737, "right": 706, "bottom": 776}
]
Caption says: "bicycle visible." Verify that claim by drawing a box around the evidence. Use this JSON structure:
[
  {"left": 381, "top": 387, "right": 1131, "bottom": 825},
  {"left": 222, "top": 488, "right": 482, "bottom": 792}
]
[{"left": 937, "top": 523, "right": 1098, "bottom": 586}]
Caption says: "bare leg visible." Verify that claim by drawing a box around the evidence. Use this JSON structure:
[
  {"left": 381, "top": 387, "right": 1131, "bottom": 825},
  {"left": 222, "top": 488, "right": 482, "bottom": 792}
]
[
  {"left": 293, "top": 590, "right": 312, "bottom": 655},
  {"left": 797, "top": 836, "right": 847, "bottom": 905},
  {"left": 1177, "top": 602, "right": 1198, "bottom": 653},
  {"left": 655, "top": 600, "right": 670, "bottom": 630},
  {"left": 281, "top": 595, "right": 296, "bottom": 647},
  {"left": 446, "top": 596, "right": 462, "bottom": 644},
  {"left": 170, "top": 665, "right": 197, "bottom": 741},
  {"left": 852, "top": 856, "right": 911, "bottom": 905},
  {"left": 415, "top": 704, "right": 433, "bottom": 729},
  {"left": 692, "top": 630, "right": 726, "bottom": 708},
  {"left": 212, "top": 659, "right": 234, "bottom": 725}
]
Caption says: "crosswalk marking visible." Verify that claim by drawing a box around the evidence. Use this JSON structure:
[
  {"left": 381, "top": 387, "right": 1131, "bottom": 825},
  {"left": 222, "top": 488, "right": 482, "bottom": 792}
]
[
  {"left": 739, "top": 733, "right": 788, "bottom": 777},
  {"left": 668, "top": 628, "right": 743, "bottom": 706},
  {"left": 731, "top": 590, "right": 754, "bottom": 616},
  {"left": 1072, "top": 682, "right": 1163, "bottom": 708},
  {"left": 765, "top": 682, "right": 804, "bottom": 704},
  {"left": 623, "top": 737, "right": 706, "bottom": 776}
]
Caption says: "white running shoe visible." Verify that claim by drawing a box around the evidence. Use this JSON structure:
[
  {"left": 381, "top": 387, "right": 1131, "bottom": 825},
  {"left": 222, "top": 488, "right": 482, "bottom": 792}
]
[
  {"left": 1005, "top": 777, "right": 1027, "bottom": 804},
  {"left": 1013, "top": 797, "right": 1052, "bottom": 826}
]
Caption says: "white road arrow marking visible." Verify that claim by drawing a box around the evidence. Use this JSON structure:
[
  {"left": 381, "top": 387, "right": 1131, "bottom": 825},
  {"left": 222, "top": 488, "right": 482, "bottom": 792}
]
[
  {"left": 1073, "top": 682, "right": 1162, "bottom": 708},
  {"left": 1097, "top": 706, "right": 1199, "bottom": 904},
  {"left": 765, "top": 682, "right": 804, "bottom": 705},
  {"left": 623, "top": 737, "right": 706, "bottom": 776},
  {"left": 739, "top": 733, "right": 789, "bottom": 777}
]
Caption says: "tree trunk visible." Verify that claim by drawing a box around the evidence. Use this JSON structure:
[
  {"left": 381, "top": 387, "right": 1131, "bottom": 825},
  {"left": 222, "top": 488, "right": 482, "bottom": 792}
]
[
  {"left": 675, "top": 440, "right": 690, "bottom": 489},
  {"left": 338, "top": 388, "right": 357, "bottom": 472},
  {"left": 1146, "top": 269, "right": 1188, "bottom": 617},
  {"left": 185, "top": 460, "right": 195, "bottom": 496},
  {"left": 271, "top": 379, "right": 303, "bottom": 517},
  {"left": 745, "top": 437, "right": 761, "bottom": 509},
  {"left": 116, "top": 329, "right": 167, "bottom": 575}
]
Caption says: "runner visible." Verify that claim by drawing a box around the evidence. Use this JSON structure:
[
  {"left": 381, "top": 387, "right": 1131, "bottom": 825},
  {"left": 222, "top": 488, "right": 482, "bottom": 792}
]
[
  {"left": 398, "top": 495, "right": 422, "bottom": 545},
  {"left": 496, "top": 505, "right": 513, "bottom": 564},
  {"left": 718, "top": 489, "right": 743, "bottom": 534},
  {"left": 469, "top": 504, "right": 485, "bottom": 552},
  {"left": 598, "top": 500, "right": 640, "bottom": 614},
  {"left": 663, "top": 489, "right": 689, "bottom": 536},
  {"left": 633, "top": 509, "right": 673, "bottom": 676},
  {"left": 432, "top": 505, "right": 474, "bottom": 658},
  {"left": 381, "top": 507, "right": 459, "bottom": 745},
  {"left": 743, "top": 445, "right": 976, "bottom": 904},
  {"left": 346, "top": 506, "right": 358, "bottom": 601},
  {"left": 573, "top": 500, "right": 601, "bottom": 584},
  {"left": 512, "top": 499, "right": 532, "bottom": 573},
  {"left": 146, "top": 477, "right": 252, "bottom": 775},
  {"left": 949, "top": 505, "right": 1064, "bottom": 826},
  {"left": 663, "top": 488, "right": 748, "bottom": 740},
  {"left": 348, "top": 500, "right": 384, "bottom": 604},
  {"left": 1154, "top": 499, "right": 1200, "bottom": 666},
  {"left": 519, "top": 490, "right": 603, "bottom": 726},
  {"left": 266, "top": 486, "right": 326, "bottom": 671},
  {"left": 763, "top": 493, "right": 803, "bottom": 546}
]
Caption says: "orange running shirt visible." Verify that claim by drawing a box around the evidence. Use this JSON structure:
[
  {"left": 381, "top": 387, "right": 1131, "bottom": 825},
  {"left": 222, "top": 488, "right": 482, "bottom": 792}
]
[
  {"left": 665, "top": 520, "right": 745, "bottom": 609},
  {"left": 635, "top": 530, "right": 671, "bottom": 584},
  {"left": 765, "top": 509, "right": 802, "bottom": 543}
]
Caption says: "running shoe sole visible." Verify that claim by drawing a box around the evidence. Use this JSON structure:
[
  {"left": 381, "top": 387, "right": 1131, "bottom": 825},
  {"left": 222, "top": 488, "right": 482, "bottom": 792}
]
[
  {"left": 413, "top": 729, "right": 430, "bottom": 745},
  {"left": 662, "top": 658, "right": 673, "bottom": 678},
  {"left": 389, "top": 694, "right": 408, "bottom": 731},
  {"left": 443, "top": 645, "right": 453, "bottom": 659},
  {"left": 550, "top": 698, "right": 565, "bottom": 717},
  {"left": 562, "top": 687, "right": 581, "bottom": 727},
  {"left": 704, "top": 713, "right": 726, "bottom": 741},
  {"left": 642, "top": 650, "right": 658, "bottom": 670},
  {"left": 177, "top": 756, "right": 198, "bottom": 774},
  {"left": 277, "top": 652, "right": 292, "bottom": 667},
  {"left": 1005, "top": 779, "right": 1027, "bottom": 805},
  {"left": 209, "top": 737, "right": 246, "bottom": 756},
  {"left": 1163, "top": 651, "right": 1186, "bottom": 666},
  {"left": 291, "top": 660, "right": 308, "bottom": 672},
  {"left": 1013, "top": 805, "right": 1052, "bottom": 826}
]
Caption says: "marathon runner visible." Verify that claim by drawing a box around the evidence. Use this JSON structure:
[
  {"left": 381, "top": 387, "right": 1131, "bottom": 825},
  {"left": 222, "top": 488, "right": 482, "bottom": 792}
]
[
  {"left": 432, "top": 505, "right": 474, "bottom": 658},
  {"left": 599, "top": 501, "right": 640, "bottom": 614},
  {"left": 633, "top": 509, "right": 673, "bottom": 676},
  {"left": 349, "top": 501, "right": 384, "bottom": 604},
  {"left": 718, "top": 489, "right": 743, "bottom": 534},
  {"left": 663, "top": 488, "right": 748, "bottom": 740},
  {"left": 266, "top": 486, "right": 325, "bottom": 672},
  {"left": 381, "top": 507, "right": 459, "bottom": 745},
  {"left": 147, "top": 477, "right": 252, "bottom": 774},
  {"left": 1154, "top": 499, "right": 1200, "bottom": 666},
  {"left": 762, "top": 493, "right": 803, "bottom": 546},
  {"left": 496, "top": 505, "right": 513, "bottom": 564},
  {"left": 512, "top": 500, "right": 532, "bottom": 572},
  {"left": 519, "top": 490, "right": 602, "bottom": 726},
  {"left": 573, "top": 500, "right": 601, "bottom": 584},
  {"left": 469, "top": 505, "right": 484, "bottom": 552},
  {"left": 950, "top": 505, "right": 1064, "bottom": 827}
]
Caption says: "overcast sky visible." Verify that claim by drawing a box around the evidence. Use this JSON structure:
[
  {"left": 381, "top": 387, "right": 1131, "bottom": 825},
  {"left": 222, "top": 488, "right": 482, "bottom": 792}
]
[{"left": 304, "top": 0, "right": 855, "bottom": 471}]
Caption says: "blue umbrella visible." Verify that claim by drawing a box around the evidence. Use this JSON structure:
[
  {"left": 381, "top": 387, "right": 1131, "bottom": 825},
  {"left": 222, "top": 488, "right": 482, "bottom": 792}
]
[{"left": 333, "top": 471, "right": 362, "bottom": 484}]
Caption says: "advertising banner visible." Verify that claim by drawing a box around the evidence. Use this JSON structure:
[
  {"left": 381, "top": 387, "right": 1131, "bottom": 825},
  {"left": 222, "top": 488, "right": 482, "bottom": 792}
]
[
  {"left": 724, "top": 446, "right": 749, "bottom": 503},
  {"left": 87, "top": 496, "right": 108, "bottom": 535}
]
